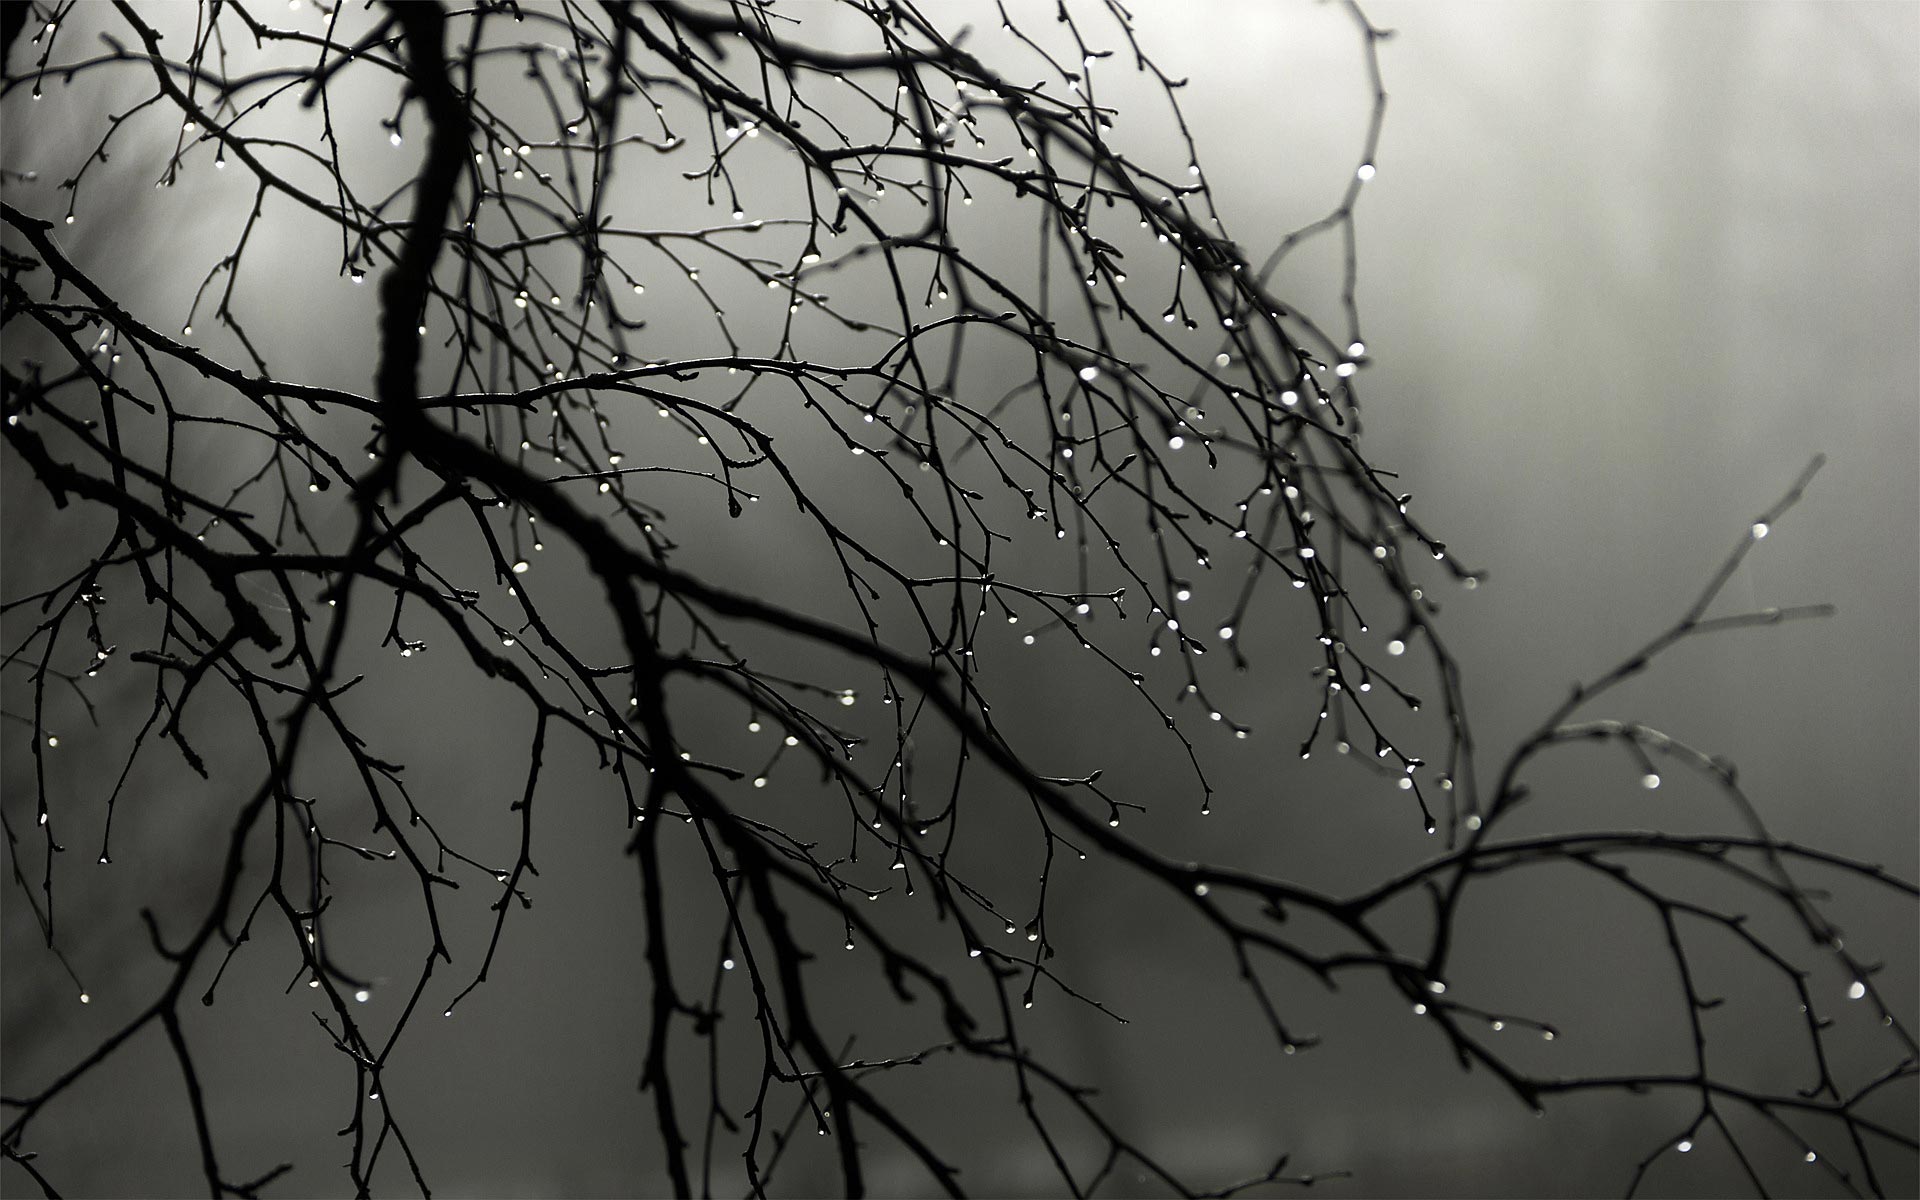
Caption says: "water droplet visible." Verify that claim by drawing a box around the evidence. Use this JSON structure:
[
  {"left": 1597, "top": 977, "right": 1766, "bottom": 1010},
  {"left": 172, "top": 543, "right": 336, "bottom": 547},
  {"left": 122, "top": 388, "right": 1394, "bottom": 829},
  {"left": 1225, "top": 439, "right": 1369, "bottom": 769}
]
[
  {"left": 1387, "top": 639, "right": 1405, "bottom": 656},
  {"left": 1676, "top": 1140, "right": 1693, "bottom": 1154},
  {"left": 1751, "top": 522, "right": 1770, "bottom": 539},
  {"left": 78, "top": 992, "right": 90, "bottom": 1004},
  {"left": 1847, "top": 980, "right": 1867, "bottom": 1000},
  {"left": 1078, "top": 366, "right": 1099, "bottom": 383},
  {"left": 354, "top": 989, "right": 371, "bottom": 1003},
  {"left": 1356, "top": 162, "right": 1376, "bottom": 181},
  {"left": 511, "top": 560, "right": 530, "bottom": 575}
]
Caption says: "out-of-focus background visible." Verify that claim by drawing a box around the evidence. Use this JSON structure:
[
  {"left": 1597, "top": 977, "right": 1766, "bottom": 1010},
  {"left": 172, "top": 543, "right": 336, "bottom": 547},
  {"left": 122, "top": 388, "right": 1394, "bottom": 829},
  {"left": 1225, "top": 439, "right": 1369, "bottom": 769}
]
[{"left": 3, "top": 3, "right": 1915, "bottom": 1196}]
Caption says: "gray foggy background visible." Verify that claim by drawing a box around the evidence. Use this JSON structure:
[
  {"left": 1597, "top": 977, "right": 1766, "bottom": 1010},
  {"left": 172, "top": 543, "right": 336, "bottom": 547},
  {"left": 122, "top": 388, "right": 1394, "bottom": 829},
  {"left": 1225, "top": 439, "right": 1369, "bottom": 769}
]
[{"left": 3, "top": 2, "right": 1916, "bottom": 1197}]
